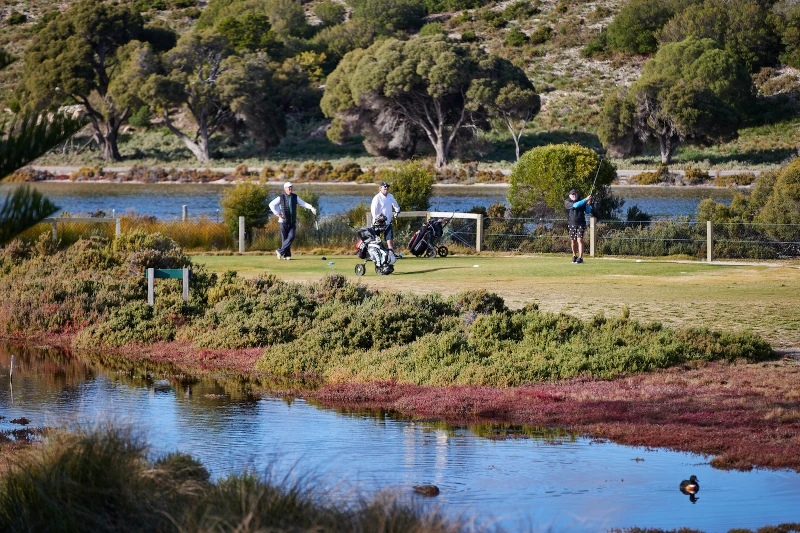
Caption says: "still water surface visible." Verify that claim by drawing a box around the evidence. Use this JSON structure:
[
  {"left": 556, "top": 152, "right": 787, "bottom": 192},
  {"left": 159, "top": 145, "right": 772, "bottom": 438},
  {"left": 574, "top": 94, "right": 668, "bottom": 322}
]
[
  {"left": 1, "top": 344, "right": 798, "bottom": 532},
  {"left": 0, "top": 183, "right": 736, "bottom": 220}
]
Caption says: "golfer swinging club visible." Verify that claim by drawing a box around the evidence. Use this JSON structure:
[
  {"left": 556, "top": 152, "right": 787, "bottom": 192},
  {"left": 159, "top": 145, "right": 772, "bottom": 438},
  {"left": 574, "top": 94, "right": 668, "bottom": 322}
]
[
  {"left": 269, "top": 182, "right": 316, "bottom": 260},
  {"left": 565, "top": 188, "right": 592, "bottom": 264}
]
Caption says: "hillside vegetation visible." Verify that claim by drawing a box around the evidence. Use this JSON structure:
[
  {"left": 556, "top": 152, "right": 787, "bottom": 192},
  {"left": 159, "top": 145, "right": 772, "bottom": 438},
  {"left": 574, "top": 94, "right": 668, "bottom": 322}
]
[{"left": 1, "top": 0, "right": 800, "bottom": 170}]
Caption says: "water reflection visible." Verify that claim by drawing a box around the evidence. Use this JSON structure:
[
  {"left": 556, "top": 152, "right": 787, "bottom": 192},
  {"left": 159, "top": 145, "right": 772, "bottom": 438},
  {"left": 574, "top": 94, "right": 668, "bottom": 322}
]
[{"left": 2, "top": 342, "right": 799, "bottom": 532}]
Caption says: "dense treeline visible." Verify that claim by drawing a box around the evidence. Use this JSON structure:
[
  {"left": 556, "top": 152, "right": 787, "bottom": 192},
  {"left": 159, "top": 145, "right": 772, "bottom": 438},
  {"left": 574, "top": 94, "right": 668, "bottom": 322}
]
[{"left": 5, "top": 0, "right": 800, "bottom": 166}]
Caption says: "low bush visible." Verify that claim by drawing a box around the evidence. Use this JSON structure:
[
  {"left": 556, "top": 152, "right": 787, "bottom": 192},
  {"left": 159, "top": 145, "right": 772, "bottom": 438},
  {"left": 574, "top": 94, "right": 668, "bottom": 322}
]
[
  {"left": 504, "top": 28, "right": 528, "bottom": 47},
  {"left": 629, "top": 166, "right": 672, "bottom": 185},
  {"left": 529, "top": 25, "right": 552, "bottom": 45},
  {"left": 0, "top": 425, "right": 467, "bottom": 532},
  {"left": 715, "top": 173, "right": 757, "bottom": 187},
  {"left": 255, "top": 288, "right": 772, "bottom": 385},
  {"left": 682, "top": 167, "right": 710, "bottom": 185}
]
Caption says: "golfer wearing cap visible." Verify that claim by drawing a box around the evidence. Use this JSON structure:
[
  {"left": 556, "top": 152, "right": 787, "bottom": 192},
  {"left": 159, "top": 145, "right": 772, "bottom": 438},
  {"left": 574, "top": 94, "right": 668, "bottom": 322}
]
[
  {"left": 565, "top": 189, "right": 592, "bottom": 263},
  {"left": 269, "top": 182, "right": 317, "bottom": 260},
  {"left": 370, "top": 181, "right": 400, "bottom": 252}
]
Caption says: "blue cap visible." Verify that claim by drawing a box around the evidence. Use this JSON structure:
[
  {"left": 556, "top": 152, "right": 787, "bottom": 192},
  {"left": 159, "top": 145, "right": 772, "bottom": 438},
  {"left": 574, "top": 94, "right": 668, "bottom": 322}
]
[{"left": 380, "top": 182, "right": 389, "bottom": 188}]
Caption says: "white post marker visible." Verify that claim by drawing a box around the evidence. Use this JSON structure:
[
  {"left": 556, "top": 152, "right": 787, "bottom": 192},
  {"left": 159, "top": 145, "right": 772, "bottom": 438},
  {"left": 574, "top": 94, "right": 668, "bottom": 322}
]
[
  {"left": 239, "top": 216, "right": 245, "bottom": 253},
  {"left": 147, "top": 268, "right": 155, "bottom": 306},
  {"left": 182, "top": 268, "right": 190, "bottom": 302}
]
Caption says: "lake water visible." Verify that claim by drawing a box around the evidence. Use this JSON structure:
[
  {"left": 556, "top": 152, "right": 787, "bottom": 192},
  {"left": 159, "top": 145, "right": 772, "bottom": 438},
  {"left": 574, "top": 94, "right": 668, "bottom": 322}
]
[
  {"left": 2, "top": 343, "right": 799, "bottom": 532},
  {"left": 0, "top": 183, "right": 736, "bottom": 220}
]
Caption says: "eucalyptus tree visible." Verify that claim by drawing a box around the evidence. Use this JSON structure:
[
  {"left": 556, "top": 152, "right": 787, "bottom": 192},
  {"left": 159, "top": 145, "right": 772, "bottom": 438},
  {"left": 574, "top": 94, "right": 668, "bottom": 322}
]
[
  {"left": 20, "top": 0, "right": 148, "bottom": 161},
  {"left": 141, "top": 30, "right": 234, "bottom": 163},
  {"left": 321, "top": 35, "right": 538, "bottom": 168},
  {"left": 598, "top": 37, "right": 753, "bottom": 164}
]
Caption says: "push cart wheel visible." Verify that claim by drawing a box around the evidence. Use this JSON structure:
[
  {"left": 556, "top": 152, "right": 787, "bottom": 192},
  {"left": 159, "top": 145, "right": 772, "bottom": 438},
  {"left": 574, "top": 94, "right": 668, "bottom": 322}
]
[
  {"left": 427, "top": 247, "right": 437, "bottom": 258},
  {"left": 355, "top": 264, "right": 366, "bottom": 276},
  {"left": 375, "top": 264, "right": 383, "bottom": 275},
  {"left": 437, "top": 246, "right": 449, "bottom": 258}
]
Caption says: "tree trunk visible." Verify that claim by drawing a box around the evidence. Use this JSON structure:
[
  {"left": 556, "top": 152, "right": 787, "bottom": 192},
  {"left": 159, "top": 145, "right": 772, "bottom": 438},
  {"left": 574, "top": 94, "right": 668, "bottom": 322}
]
[
  {"left": 434, "top": 140, "right": 447, "bottom": 168},
  {"left": 89, "top": 119, "right": 123, "bottom": 161},
  {"left": 513, "top": 135, "right": 521, "bottom": 162},
  {"left": 100, "top": 128, "right": 121, "bottom": 161},
  {"left": 162, "top": 112, "right": 210, "bottom": 163},
  {"left": 659, "top": 134, "right": 677, "bottom": 165}
]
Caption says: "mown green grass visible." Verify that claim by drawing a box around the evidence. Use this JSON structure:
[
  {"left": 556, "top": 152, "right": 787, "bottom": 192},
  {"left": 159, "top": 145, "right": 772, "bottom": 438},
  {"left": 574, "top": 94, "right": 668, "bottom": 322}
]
[{"left": 192, "top": 253, "right": 800, "bottom": 349}]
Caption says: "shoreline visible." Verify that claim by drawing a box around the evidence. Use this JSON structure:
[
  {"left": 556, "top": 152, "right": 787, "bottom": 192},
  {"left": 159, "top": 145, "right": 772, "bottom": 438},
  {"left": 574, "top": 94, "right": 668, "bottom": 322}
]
[
  {"left": 8, "top": 167, "right": 758, "bottom": 190},
  {"left": 4, "top": 333, "right": 799, "bottom": 473}
]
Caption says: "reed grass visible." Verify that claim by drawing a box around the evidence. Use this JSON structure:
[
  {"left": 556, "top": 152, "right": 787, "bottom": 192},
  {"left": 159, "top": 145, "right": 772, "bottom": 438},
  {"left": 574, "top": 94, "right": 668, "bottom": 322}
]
[{"left": 0, "top": 425, "right": 482, "bottom": 533}]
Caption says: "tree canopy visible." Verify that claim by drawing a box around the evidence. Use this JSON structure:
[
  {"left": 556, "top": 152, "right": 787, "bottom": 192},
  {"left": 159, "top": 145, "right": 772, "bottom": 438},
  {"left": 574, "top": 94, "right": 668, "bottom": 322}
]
[
  {"left": 321, "top": 35, "right": 538, "bottom": 168},
  {"left": 658, "top": 0, "right": 783, "bottom": 72},
  {"left": 598, "top": 37, "right": 753, "bottom": 164},
  {"left": 20, "top": 0, "right": 149, "bottom": 161}
]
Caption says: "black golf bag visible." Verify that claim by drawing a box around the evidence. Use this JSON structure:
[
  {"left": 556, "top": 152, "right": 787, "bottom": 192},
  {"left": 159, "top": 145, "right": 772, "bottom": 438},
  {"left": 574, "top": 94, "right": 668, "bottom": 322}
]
[{"left": 408, "top": 217, "right": 450, "bottom": 257}]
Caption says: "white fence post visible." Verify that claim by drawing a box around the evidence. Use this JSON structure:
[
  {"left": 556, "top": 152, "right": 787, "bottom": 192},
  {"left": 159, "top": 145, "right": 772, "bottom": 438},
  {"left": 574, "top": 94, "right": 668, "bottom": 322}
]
[
  {"left": 147, "top": 268, "right": 155, "bottom": 306},
  {"left": 115, "top": 218, "right": 121, "bottom": 237},
  {"left": 51, "top": 221, "right": 57, "bottom": 242},
  {"left": 476, "top": 214, "right": 483, "bottom": 253},
  {"left": 182, "top": 205, "right": 188, "bottom": 221},
  {"left": 182, "top": 268, "right": 190, "bottom": 302},
  {"left": 590, "top": 217, "right": 596, "bottom": 257},
  {"left": 239, "top": 216, "right": 245, "bottom": 253},
  {"left": 707, "top": 221, "right": 714, "bottom": 263},
  {"left": 366, "top": 213, "right": 373, "bottom": 227}
]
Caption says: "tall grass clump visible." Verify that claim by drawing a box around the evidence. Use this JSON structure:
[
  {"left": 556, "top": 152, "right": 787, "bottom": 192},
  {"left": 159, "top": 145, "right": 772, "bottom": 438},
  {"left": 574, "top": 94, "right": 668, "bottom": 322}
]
[{"left": 0, "top": 426, "right": 480, "bottom": 533}]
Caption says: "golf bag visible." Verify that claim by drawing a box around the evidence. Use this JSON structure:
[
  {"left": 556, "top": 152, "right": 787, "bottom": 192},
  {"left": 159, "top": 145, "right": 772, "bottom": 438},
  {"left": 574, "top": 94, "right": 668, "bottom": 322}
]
[
  {"left": 408, "top": 217, "right": 450, "bottom": 257},
  {"left": 355, "top": 226, "right": 395, "bottom": 275}
]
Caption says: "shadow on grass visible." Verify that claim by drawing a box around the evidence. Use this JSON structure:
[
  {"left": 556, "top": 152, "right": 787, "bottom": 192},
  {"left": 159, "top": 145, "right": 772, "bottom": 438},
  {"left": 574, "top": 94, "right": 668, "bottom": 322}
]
[{"left": 392, "top": 266, "right": 470, "bottom": 275}]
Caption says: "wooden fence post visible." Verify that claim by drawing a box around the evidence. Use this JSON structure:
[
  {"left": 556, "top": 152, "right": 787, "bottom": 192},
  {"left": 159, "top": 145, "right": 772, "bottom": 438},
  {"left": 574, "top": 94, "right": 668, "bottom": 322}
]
[
  {"left": 238, "top": 216, "right": 245, "bottom": 253},
  {"left": 51, "top": 221, "right": 57, "bottom": 242},
  {"left": 707, "top": 221, "right": 714, "bottom": 262},
  {"left": 147, "top": 268, "right": 155, "bottom": 306},
  {"left": 590, "top": 217, "right": 596, "bottom": 257}
]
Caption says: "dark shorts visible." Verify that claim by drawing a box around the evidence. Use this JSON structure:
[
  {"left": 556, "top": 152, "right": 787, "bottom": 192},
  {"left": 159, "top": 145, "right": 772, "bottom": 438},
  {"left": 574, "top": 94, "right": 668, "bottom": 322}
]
[
  {"left": 384, "top": 222, "right": 394, "bottom": 242},
  {"left": 568, "top": 225, "right": 585, "bottom": 240}
]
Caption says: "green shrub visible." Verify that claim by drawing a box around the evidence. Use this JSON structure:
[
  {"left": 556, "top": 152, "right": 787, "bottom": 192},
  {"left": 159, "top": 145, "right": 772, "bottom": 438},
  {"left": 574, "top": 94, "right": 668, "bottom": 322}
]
[
  {"left": 529, "top": 25, "right": 552, "bottom": 45},
  {"left": 419, "top": 22, "right": 446, "bottom": 36},
  {"left": 220, "top": 182, "right": 271, "bottom": 236},
  {"left": 378, "top": 161, "right": 434, "bottom": 211},
  {"left": 503, "top": 0, "right": 540, "bottom": 20},
  {"left": 460, "top": 29, "right": 478, "bottom": 42},
  {"left": 313, "top": 0, "right": 346, "bottom": 27},
  {"left": 504, "top": 28, "right": 528, "bottom": 46},
  {"left": 714, "top": 172, "right": 757, "bottom": 187},
  {"left": 629, "top": 166, "right": 672, "bottom": 185},
  {"left": 6, "top": 11, "right": 27, "bottom": 25},
  {"left": 508, "top": 143, "right": 615, "bottom": 215},
  {"left": 683, "top": 167, "right": 710, "bottom": 185},
  {"left": 127, "top": 105, "right": 151, "bottom": 128},
  {"left": 605, "top": 0, "right": 674, "bottom": 54}
]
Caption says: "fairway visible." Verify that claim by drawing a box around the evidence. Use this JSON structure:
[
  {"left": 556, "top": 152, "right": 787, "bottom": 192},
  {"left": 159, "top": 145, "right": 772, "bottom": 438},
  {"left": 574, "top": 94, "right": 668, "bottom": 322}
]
[{"left": 192, "top": 253, "right": 800, "bottom": 350}]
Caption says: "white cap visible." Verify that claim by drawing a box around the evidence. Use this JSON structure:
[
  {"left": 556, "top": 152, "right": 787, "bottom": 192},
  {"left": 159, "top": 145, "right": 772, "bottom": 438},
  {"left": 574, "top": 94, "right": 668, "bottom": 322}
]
[{"left": 284, "top": 181, "right": 293, "bottom": 188}]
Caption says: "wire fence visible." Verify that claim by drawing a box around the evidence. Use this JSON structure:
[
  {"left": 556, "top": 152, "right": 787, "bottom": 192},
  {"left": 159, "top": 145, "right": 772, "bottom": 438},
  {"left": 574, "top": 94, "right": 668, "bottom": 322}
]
[{"left": 13, "top": 215, "right": 800, "bottom": 260}]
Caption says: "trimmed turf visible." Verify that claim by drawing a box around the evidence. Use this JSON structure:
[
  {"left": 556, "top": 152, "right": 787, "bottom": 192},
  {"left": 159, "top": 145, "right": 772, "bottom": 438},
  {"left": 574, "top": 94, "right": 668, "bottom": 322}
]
[{"left": 191, "top": 254, "right": 800, "bottom": 350}]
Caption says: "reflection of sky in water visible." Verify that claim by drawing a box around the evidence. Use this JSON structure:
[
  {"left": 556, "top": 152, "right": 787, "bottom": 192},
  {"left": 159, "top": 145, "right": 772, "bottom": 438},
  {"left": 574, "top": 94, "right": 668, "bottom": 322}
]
[
  {"left": 0, "top": 183, "right": 736, "bottom": 220},
  {"left": 2, "top": 347, "right": 799, "bottom": 532}
]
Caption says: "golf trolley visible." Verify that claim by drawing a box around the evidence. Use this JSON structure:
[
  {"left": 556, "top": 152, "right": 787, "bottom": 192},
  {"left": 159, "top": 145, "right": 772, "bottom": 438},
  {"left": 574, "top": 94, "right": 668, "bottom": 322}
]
[
  {"left": 354, "top": 216, "right": 396, "bottom": 276},
  {"left": 407, "top": 216, "right": 451, "bottom": 258}
]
